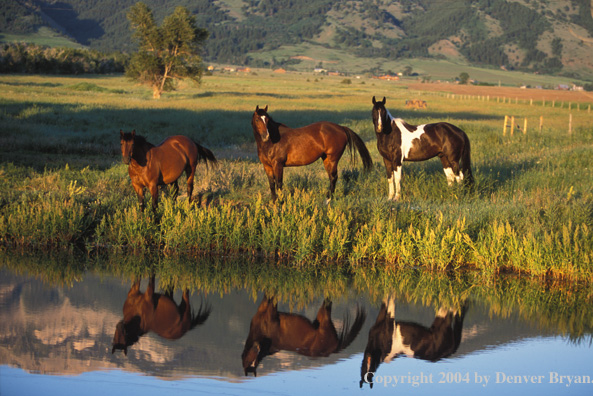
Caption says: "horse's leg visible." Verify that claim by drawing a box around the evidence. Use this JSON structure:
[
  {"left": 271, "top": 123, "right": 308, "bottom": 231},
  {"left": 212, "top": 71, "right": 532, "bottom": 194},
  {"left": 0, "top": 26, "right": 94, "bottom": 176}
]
[
  {"left": 383, "top": 158, "right": 395, "bottom": 200},
  {"left": 148, "top": 183, "right": 159, "bottom": 211},
  {"left": 439, "top": 156, "right": 461, "bottom": 186},
  {"left": 186, "top": 164, "right": 196, "bottom": 203},
  {"left": 384, "top": 158, "right": 402, "bottom": 200},
  {"left": 132, "top": 183, "right": 145, "bottom": 210},
  {"left": 323, "top": 157, "right": 339, "bottom": 203},
  {"left": 272, "top": 162, "right": 284, "bottom": 200},
  {"left": 171, "top": 181, "right": 179, "bottom": 200},
  {"left": 263, "top": 164, "right": 277, "bottom": 201}
]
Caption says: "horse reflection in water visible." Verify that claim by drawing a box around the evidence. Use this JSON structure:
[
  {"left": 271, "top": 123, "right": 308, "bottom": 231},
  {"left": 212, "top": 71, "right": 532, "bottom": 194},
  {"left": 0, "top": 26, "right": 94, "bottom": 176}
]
[
  {"left": 112, "top": 275, "right": 211, "bottom": 355},
  {"left": 242, "top": 296, "right": 366, "bottom": 376},
  {"left": 360, "top": 296, "right": 467, "bottom": 388}
]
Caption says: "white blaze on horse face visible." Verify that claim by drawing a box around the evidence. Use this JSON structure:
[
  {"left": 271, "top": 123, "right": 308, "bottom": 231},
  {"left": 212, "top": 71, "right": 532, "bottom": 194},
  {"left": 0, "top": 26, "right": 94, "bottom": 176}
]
[
  {"left": 394, "top": 119, "right": 426, "bottom": 159},
  {"left": 260, "top": 115, "right": 269, "bottom": 140},
  {"left": 376, "top": 108, "right": 383, "bottom": 131}
]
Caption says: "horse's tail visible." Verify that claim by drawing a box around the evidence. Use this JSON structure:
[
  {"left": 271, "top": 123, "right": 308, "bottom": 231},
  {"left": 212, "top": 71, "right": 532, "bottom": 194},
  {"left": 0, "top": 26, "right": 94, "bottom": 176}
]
[
  {"left": 336, "top": 306, "right": 366, "bottom": 352},
  {"left": 343, "top": 127, "right": 373, "bottom": 170},
  {"left": 461, "top": 132, "right": 473, "bottom": 187},
  {"left": 194, "top": 141, "right": 218, "bottom": 171},
  {"left": 190, "top": 301, "right": 212, "bottom": 330}
]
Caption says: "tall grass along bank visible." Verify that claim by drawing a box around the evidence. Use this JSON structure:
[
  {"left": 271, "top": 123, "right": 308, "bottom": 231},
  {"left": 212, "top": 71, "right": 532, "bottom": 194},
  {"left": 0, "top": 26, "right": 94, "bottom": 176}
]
[{"left": 0, "top": 73, "right": 592, "bottom": 281}]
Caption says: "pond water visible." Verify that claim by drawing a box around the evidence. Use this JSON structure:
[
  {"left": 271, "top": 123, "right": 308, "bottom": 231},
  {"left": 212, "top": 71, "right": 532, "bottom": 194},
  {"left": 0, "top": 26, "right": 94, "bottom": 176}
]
[{"left": 1, "top": 254, "right": 592, "bottom": 396}]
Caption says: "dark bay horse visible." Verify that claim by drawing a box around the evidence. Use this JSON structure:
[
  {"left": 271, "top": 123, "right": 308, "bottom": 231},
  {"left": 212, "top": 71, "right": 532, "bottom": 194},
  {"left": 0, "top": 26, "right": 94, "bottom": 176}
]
[
  {"left": 360, "top": 296, "right": 467, "bottom": 388},
  {"left": 119, "top": 130, "right": 217, "bottom": 210},
  {"left": 251, "top": 106, "right": 373, "bottom": 202},
  {"left": 112, "top": 275, "right": 211, "bottom": 355},
  {"left": 242, "top": 296, "right": 366, "bottom": 376},
  {"left": 371, "top": 96, "right": 473, "bottom": 200}
]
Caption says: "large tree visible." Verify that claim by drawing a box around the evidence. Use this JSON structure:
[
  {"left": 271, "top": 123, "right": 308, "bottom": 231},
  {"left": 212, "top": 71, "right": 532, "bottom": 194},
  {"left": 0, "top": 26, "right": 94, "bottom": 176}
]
[{"left": 126, "top": 2, "right": 208, "bottom": 99}]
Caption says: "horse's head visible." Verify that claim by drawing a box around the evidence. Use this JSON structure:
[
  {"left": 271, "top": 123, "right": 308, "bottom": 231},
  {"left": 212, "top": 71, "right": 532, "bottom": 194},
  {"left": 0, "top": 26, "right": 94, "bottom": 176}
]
[
  {"left": 112, "top": 319, "right": 129, "bottom": 356},
  {"left": 252, "top": 105, "right": 271, "bottom": 142},
  {"left": 242, "top": 340, "right": 262, "bottom": 376},
  {"left": 120, "top": 130, "right": 136, "bottom": 164},
  {"left": 360, "top": 351, "right": 381, "bottom": 388},
  {"left": 371, "top": 96, "right": 391, "bottom": 134},
  {"left": 112, "top": 316, "right": 141, "bottom": 356}
]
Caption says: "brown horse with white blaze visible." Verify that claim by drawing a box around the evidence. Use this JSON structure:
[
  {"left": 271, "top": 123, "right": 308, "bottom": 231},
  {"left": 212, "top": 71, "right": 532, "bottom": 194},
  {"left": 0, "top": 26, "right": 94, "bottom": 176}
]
[
  {"left": 242, "top": 296, "right": 366, "bottom": 376},
  {"left": 112, "top": 276, "right": 211, "bottom": 355},
  {"left": 119, "top": 130, "right": 217, "bottom": 210},
  {"left": 251, "top": 106, "right": 373, "bottom": 202}
]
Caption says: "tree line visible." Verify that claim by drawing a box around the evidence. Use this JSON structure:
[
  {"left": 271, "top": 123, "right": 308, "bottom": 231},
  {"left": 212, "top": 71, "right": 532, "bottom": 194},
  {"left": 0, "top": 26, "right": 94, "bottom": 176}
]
[{"left": 0, "top": 43, "right": 128, "bottom": 74}]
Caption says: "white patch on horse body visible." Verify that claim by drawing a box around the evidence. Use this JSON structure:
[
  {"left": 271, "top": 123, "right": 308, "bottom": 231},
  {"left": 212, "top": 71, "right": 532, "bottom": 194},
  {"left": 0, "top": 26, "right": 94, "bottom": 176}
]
[
  {"left": 394, "top": 118, "right": 426, "bottom": 159},
  {"left": 385, "top": 325, "right": 415, "bottom": 362}
]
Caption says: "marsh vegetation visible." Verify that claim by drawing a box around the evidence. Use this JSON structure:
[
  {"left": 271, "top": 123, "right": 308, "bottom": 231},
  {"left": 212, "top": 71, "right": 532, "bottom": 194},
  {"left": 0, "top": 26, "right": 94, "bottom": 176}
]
[{"left": 0, "top": 72, "right": 592, "bottom": 280}]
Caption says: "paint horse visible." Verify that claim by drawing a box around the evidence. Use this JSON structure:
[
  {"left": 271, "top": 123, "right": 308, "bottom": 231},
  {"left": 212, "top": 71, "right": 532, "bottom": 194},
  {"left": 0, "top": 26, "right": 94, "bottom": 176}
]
[
  {"left": 371, "top": 97, "right": 473, "bottom": 200},
  {"left": 360, "top": 296, "right": 467, "bottom": 388},
  {"left": 242, "top": 296, "right": 366, "bottom": 376},
  {"left": 112, "top": 276, "right": 211, "bottom": 355},
  {"left": 119, "top": 130, "right": 217, "bottom": 210},
  {"left": 251, "top": 106, "right": 373, "bottom": 202}
]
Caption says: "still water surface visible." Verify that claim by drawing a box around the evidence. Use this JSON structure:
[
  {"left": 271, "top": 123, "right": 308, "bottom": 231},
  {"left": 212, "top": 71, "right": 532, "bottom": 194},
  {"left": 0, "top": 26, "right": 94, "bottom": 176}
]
[{"left": 1, "top": 256, "right": 592, "bottom": 396}]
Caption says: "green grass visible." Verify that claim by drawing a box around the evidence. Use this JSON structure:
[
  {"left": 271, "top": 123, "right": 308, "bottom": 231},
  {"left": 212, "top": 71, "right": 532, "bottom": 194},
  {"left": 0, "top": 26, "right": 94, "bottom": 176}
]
[
  {"left": 0, "top": 27, "right": 84, "bottom": 49},
  {"left": 0, "top": 72, "right": 592, "bottom": 281}
]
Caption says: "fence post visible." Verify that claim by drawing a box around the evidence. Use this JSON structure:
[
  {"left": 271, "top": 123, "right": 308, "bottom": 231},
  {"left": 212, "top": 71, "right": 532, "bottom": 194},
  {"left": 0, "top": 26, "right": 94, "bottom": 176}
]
[
  {"left": 523, "top": 117, "right": 527, "bottom": 134},
  {"left": 539, "top": 116, "right": 543, "bottom": 133},
  {"left": 568, "top": 114, "right": 572, "bottom": 135},
  {"left": 510, "top": 116, "right": 515, "bottom": 136},
  {"left": 503, "top": 115, "right": 508, "bottom": 136}
]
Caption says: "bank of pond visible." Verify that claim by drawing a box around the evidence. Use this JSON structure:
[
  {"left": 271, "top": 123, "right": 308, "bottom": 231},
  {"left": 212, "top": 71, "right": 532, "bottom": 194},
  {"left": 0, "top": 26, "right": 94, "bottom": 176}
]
[{"left": 1, "top": 252, "right": 592, "bottom": 394}]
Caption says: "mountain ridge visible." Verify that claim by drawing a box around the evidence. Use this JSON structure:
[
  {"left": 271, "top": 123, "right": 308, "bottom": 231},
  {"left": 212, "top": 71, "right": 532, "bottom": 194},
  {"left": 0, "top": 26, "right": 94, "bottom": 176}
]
[{"left": 2, "top": 0, "right": 593, "bottom": 79}]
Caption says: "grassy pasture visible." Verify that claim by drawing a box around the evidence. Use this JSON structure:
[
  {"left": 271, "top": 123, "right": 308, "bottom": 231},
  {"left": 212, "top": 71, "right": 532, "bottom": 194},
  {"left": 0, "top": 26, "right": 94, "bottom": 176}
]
[{"left": 0, "top": 71, "right": 592, "bottom": 281}]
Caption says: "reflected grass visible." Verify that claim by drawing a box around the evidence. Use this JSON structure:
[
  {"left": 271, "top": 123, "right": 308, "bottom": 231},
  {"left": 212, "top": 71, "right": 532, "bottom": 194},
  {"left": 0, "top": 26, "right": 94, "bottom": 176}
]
[{"left": 1, "top": 251, "right": 592, "bottom": 341}]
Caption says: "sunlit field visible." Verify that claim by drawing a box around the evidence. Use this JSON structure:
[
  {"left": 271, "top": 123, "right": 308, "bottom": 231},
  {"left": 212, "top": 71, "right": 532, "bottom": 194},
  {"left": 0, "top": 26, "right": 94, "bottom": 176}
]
[{"left": 1, "top": 71, "right": 592, "bottom": 280}]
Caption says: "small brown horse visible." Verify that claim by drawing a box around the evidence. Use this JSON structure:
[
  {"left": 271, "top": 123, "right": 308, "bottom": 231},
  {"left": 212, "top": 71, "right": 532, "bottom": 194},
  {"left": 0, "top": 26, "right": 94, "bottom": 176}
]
[
  {"left": 360, "top": 296, "right": 467, "bottom": 388},
  {"left": 251, "top": 106, "right": 373, "bottom": 202},
  {"left": 119, "top": 130, "right": 217, "bottom": 210},
  {"left": 242, "top": 296, "right": 366, "bottom": 376},
  {"left": 112, "top": 275, "right": 211, "bottom": 355}
]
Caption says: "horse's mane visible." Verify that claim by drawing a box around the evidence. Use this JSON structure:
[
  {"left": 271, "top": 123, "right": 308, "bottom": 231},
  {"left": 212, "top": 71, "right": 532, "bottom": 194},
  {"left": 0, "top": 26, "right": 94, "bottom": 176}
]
[{"left": 393, "top": 118, "right": 417, "bottom": 132}]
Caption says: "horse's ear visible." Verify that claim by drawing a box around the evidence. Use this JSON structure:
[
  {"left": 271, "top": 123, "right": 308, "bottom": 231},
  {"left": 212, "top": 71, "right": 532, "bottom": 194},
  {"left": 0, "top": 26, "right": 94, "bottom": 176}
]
[
  {"left": 382, "top": 97, "right": 386, "bottom": 104},
  {"left": 372, "top": 96, "right": 376, "bottom": 105},
  {"left": 264, "top": 105, "right": 268, "bottom": 112},
  {"left": 256, "top": 105, "right": 259, "bottom": 111},
  {"left": 120, "top": 130, "right": 124, "bottom": 139},
  {"left": 131, "top": 130, "right": 136, "bottom": 138}
]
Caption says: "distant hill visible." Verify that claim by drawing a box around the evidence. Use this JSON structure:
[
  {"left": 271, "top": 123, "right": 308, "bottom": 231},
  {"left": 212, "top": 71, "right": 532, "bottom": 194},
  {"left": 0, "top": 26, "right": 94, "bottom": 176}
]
[{"left": 2, "top": 0, "right": 593, "bottom": 80}]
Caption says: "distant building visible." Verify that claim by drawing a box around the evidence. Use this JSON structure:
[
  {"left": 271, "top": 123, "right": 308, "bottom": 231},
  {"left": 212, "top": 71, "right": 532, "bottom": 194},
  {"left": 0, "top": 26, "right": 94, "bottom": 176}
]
[{"left": 373, "top": 75, "right": 399, "bottom": 81}]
